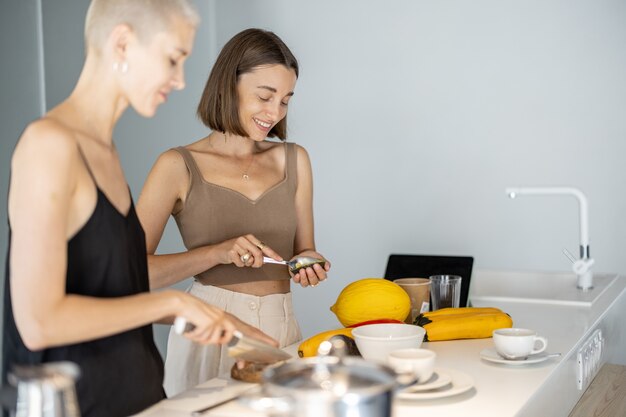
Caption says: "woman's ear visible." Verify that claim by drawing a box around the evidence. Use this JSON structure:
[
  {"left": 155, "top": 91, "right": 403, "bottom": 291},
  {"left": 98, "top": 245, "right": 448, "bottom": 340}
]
[{"left": 107, "top": 23, "right": 133, "bottom": 62}]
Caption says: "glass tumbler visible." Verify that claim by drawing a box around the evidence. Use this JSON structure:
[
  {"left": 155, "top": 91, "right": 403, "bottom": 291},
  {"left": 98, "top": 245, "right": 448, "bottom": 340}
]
[{"left": 429, "top": 275, "right": 462, "bottom": 310}]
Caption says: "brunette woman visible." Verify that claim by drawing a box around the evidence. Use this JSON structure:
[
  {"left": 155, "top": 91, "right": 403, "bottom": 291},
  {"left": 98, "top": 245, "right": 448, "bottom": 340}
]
[{"left": 137, "top": 28, "right": 331, "bottom": 395}]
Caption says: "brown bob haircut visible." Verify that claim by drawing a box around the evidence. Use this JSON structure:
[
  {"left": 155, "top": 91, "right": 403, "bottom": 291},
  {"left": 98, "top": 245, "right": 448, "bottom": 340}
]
[{"left": 197, "top": 28, "right": 299, "bottom": 139}]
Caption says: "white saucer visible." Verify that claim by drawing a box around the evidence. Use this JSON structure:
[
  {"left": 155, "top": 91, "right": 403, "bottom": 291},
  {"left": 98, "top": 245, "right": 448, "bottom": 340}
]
[
  {"left": 400, "top": 369, "right": 453, "bottom": 392},
  {"left": 480, "top": 348, "right": 552, "bottom": 365},
  {"left": 396, "top": 368, "right": 474, "bottom": 400}
]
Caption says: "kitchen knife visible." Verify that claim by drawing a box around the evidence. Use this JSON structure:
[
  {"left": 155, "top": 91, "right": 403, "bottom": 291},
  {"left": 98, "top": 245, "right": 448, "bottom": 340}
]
[
  {"left": 173, "top": 318, "right": 291, "bottom": 363},
  {"left": 227, "top": 330, "right": 292, "bottom": 363}
]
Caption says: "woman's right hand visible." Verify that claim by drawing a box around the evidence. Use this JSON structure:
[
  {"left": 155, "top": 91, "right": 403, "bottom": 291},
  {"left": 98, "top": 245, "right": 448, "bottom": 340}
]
[
  {"left": 172, "top": 291, "right": 235, "bottom": 345},
  {"left": 216, "top": 234, "right": 282, "bottom": 269}
]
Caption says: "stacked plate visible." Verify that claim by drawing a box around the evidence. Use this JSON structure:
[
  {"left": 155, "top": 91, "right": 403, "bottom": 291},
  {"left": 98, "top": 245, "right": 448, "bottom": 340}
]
[
  {"left": 396, "top": 368, "right": 474, "bottom": 400},
  {"left": 479, "top": 348, "right": 559, "bottom": 365}
]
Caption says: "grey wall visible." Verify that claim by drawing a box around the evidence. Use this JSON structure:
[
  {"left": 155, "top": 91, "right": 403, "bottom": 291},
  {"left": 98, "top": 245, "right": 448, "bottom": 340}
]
[
  {"left": 0, "top": 0, "right": 46, "bottom": 374},
  {"left": 40, "top": 1, "right": 88, "bottom": 109},
  {"left": 2, "top": 0, "right": 626, "bottom": 362}
]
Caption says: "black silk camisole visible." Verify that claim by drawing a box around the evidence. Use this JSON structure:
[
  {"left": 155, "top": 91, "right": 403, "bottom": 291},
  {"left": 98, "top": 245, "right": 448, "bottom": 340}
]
[{"left": 2, "top": 152, "right": 165, "bottom": 416}]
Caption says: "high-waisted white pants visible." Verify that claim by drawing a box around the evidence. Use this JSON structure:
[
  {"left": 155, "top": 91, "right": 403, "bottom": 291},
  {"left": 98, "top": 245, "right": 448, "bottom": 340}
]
[{"left": 163, "top": 282, "right": 302, "bottom": 396}]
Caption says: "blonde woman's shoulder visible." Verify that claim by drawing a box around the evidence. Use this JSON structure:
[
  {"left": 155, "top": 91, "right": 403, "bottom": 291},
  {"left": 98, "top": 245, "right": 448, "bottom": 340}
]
[{"left": 13, "top": 117, "right": 79, "bottom": 168}]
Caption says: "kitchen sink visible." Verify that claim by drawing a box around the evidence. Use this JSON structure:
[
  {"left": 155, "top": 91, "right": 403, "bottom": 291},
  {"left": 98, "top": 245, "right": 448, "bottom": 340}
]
[{"left": 469, "top": 270, "right": 619, "bottom": 307}]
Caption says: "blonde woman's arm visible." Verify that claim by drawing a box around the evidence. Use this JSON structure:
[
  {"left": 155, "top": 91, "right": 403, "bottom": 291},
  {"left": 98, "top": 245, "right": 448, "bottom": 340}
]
[{"left": 9, "top": 123, "right": 276, "bottom": 349}]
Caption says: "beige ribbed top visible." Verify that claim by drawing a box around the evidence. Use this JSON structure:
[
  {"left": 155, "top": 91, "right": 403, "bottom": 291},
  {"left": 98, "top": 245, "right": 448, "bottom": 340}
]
[{"left": 173, "top": 142, "right": 298, "bottom": 285}]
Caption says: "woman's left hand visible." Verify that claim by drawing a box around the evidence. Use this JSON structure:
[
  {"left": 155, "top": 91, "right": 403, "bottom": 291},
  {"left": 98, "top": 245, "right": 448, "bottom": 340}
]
[{"left": 291, "top": 250, "right": 331, "bottom": 288}]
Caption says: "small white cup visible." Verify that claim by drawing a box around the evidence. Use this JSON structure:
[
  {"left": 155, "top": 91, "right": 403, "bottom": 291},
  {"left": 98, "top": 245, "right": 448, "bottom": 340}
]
[
  {"left": 493, "top": 328, "right": 548, "bottom": 359},
  {"left": 387, "top": 348, "right": 436, "bottom": 383}
]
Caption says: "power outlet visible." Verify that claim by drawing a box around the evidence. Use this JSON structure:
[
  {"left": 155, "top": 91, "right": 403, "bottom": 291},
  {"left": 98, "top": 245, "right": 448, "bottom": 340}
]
[{"left": 576, "top": 328, "right": 604, "bottom": 390}]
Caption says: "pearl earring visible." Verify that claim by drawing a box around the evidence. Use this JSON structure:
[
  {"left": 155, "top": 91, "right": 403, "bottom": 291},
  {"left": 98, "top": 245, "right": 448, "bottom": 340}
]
[{"left": 113, "top": 61, "right": 129, "bottom": 74}]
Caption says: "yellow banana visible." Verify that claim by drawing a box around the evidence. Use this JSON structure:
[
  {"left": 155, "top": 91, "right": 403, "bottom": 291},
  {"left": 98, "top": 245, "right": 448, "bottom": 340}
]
[
  {"left": 422, "top": 307, "right": 504, "bottom": 319},
  {"left": 420, "top": 312, "right": 513, "bottom": 342},
  {"left": 297, "top": 328, "right": 354, "bottom": 358}
]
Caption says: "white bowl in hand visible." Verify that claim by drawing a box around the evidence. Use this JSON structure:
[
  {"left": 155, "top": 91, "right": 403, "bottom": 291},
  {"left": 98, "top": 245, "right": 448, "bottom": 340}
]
[{"left": 351, "top": 323, "right": 425, "bottom": 362}]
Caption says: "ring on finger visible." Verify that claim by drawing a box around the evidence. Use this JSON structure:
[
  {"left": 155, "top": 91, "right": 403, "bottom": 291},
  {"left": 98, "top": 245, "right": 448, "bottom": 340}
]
[
  {"left": 255, "top": 241, "right": 266, "bottom": 250},
  {"left": 240, "top": 253, "right": 251, "bottom": 263},
  {"left": 311, "top": 283, "right": 319, "bottom": 287}
]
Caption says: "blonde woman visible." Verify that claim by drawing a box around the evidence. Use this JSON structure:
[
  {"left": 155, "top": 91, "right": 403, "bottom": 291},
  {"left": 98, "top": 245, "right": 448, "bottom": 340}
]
[{"left": 2, "top": 3, "right": 275, "bottom": 416}]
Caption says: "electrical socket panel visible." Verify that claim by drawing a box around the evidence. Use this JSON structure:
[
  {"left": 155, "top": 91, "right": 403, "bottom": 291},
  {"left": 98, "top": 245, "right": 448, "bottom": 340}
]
[{"left": 576, "top": 328, "right": 604, "bottom": 390}]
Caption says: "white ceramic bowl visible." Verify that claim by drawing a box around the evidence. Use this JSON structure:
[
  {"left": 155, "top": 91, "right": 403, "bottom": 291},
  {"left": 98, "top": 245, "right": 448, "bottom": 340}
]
[{"left": 351, "top": 323, "right": 425, "bottom": 362}]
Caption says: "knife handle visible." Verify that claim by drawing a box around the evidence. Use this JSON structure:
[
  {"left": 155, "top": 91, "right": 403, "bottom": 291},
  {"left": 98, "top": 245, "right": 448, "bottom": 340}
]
[{"left": 173, "top": 317, "right": 196, "bottom": 334}]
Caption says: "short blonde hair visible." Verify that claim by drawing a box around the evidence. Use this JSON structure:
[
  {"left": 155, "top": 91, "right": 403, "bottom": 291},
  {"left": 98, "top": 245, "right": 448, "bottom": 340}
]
[{"left": 85, "top": 0, "right": 199, "bottom": 51}]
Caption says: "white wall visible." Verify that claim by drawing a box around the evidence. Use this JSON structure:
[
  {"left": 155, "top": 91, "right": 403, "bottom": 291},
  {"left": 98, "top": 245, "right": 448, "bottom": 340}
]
[
  {"left": 211, "top": 0, "right": 626, "bottom": 337},
  {"left": 2, "top": 0, "right": 625, "bottom": 359}
]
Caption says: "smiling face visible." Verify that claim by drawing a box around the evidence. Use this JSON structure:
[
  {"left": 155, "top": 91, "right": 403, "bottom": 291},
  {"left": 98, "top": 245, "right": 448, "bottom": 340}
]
[
  {"left": 121, "top": 18, "right": 195, "bottom": 117},
  {"left": 236, "top": 64, "right": 298, "bottom": 141}
]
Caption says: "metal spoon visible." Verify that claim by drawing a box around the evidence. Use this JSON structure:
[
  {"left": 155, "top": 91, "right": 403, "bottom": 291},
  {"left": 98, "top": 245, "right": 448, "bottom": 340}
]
[{"left": 263, "top": 256, "right": 326, "bottom": 274}]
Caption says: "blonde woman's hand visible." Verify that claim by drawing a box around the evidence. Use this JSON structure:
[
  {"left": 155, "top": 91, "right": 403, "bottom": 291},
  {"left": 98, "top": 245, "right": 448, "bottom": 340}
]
[
  {"left": 291, "top": 250, "right": 331, "bottom": 288},
  {"left": 173, "top": 292, "right": 236, "bottom": 345},
  {"left": 217, "top": 234, "right": 283, "bottom": 268}
]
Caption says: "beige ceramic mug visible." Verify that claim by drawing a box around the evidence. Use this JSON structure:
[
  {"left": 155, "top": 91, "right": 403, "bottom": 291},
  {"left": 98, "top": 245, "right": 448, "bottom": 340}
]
[{"left": 393, "top": 278, "right": 430, "bottom": 324}]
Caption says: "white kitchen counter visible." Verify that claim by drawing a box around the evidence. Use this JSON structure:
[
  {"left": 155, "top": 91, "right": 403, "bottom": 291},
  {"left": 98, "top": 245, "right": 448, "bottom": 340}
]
[{"left": 136, "top": 273, "right": 626, "bottom": 417}]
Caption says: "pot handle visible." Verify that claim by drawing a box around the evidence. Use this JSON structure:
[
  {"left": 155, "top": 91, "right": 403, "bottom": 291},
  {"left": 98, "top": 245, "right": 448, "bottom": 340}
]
[{"left": 238, "top": 392, "right": 292, "bottom": 415}]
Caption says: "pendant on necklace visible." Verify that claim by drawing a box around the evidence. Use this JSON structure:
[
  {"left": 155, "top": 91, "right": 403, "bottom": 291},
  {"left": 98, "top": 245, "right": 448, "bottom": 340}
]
[{"left": 243, "top": 174, "right": 250, "bottom": 180}]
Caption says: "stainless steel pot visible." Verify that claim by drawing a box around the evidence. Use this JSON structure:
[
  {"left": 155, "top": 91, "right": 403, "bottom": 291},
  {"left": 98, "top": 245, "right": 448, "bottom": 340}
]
[
  {"left": 7, "top": 361, "right": 80, "bottom": 417},
  {"left": 241, "top": 354, "right": 415, "bottom": 417}
]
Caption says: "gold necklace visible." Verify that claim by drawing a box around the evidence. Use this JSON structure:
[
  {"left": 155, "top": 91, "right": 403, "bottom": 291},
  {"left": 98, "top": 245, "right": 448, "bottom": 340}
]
[
  {"left": 218, "top": 132, "right": 256, "bottom": 180},
  {"left": 242, "top": 151, "right": 255, "bottom": 180}
]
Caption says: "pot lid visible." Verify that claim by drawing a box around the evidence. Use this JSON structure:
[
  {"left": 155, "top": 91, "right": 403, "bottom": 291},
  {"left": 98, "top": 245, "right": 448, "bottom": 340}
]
[
  {"left": 263, "top": 356, "right": 397, "bottom": 397},
  {"left": 9, "top": 361, "right": 80, "bottom": 389}
]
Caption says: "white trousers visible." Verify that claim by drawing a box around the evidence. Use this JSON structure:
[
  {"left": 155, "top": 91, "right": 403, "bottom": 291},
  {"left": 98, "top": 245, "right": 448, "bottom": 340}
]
[{"left": 163, "top": 282, "right": 302, "bottom": 396}]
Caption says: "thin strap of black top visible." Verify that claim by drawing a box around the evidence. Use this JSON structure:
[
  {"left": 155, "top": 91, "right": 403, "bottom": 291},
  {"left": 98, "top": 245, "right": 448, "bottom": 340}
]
[{"left": 75, "top": 144, "right": 97, "bottom": 184}]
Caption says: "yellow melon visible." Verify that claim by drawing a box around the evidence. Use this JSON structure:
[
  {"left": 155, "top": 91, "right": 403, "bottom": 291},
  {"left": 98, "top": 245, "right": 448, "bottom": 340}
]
[{"left": 330, "top": 278, "right": 411, "bottom": 326}]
